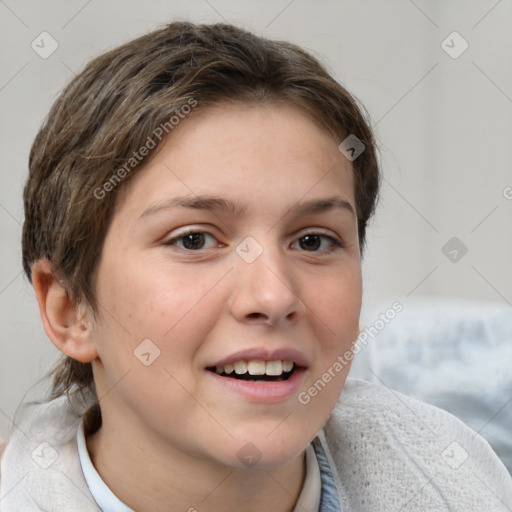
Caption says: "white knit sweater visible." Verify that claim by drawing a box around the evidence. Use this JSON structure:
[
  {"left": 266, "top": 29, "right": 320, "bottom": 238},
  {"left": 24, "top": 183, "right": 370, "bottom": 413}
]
[{"left": 1, "top": 378, "right": 511, "bottom": 511}]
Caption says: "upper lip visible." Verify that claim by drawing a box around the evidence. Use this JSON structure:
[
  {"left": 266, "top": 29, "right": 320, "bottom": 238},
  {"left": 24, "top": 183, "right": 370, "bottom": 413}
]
[{"left": 208, "top": 347, "right": 309, "bottom": 368}]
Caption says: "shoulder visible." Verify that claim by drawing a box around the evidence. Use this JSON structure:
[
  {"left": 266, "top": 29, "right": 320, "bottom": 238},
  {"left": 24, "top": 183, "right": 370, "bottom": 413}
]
[
  {"left": 0, "top": 395, "right": 99, "bottom": 511},
  {"left": 323, "top": 378, "right": 512, "bottom": 511}
]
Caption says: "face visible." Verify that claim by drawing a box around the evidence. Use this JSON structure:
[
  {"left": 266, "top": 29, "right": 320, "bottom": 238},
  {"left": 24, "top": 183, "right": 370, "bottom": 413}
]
[{"left": 88, "top": 102, "right": 362, "bottom": 470}]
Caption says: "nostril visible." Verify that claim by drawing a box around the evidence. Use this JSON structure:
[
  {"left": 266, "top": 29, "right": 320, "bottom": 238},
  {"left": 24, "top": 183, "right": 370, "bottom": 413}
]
[
  {"left": 247, "top": 312, "right": 265, "bottom": 319},
  {"left": 245, "top": 311, "right": 297, "bottom": 322}
]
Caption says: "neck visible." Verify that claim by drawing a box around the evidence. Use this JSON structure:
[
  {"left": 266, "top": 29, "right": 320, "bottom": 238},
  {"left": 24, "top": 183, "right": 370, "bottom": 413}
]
[{"left": 86, "top": 415, "right": 306, "bottom": 512}]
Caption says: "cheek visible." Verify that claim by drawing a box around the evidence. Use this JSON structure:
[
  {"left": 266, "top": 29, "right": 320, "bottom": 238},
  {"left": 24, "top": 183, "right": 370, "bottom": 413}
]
[
  {"left": 299, "top": 265, "right": 361, "bottom": 412},
  {"left": 306, "top": 266, "right": 362, "bottom": 345},
  {"left": 91, "top": 260, "right": 229, "bottom": 413},
  {"left": 142, "top": 268, "right": 230, "bottom": 344},
  {"left": 97, "top": 254, "right": 222, "bottom": 336},
  {"left": 93, "top": 259, "right": 233, "bottom": 392}
]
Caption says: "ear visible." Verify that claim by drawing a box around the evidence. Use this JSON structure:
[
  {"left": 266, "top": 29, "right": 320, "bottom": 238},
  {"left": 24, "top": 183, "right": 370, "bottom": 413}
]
[{"left": 32, "top": 260, "right": 98, "bottom": 363}]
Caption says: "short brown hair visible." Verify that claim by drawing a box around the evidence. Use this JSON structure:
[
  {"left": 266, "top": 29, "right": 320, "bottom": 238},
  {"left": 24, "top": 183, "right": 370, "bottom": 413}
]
[{"left": 22, "top": 21, "right": 380, "bottom": 404}]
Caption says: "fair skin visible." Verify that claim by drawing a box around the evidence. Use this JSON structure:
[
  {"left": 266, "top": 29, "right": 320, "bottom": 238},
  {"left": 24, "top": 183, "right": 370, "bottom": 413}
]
[{"left": 33, "top": 102, "right": 362, "bottom": 512}]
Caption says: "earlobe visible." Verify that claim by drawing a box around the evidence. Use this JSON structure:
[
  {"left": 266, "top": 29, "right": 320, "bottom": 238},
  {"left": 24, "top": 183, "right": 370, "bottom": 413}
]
[{"left": 31, "top": 260, "right": 98, "bottom": 363}]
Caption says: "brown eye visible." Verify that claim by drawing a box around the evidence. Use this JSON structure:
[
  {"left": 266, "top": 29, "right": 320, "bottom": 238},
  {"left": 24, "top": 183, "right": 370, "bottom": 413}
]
[
  {"left": 299, "top": 235, "right": 321, "bottom": 251},
  {"left": 292, "top": 233, "right": 343, "bottom": 252},
  {"left": 164, "top": 231, "right": 218, "bottom": 251},
  {"left": 181, "top": 233, "right": 206, "bottom": 250}
]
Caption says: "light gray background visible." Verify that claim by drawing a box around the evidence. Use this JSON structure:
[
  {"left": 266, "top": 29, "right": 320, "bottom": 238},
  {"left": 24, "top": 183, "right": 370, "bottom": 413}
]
[{"left": 1, "top": 0, "right": 511, "bottom": 439}]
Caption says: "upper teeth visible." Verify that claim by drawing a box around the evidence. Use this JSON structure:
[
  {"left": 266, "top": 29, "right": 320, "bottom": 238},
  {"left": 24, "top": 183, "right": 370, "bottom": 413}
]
[{"left": 215, "top": 360, "right": 294, "bottom": 376}]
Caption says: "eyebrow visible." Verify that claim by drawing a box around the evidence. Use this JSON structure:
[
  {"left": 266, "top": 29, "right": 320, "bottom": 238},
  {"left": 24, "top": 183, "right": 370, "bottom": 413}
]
[{"left": 139, "top": 195, "right": 355, "bottom": 220}]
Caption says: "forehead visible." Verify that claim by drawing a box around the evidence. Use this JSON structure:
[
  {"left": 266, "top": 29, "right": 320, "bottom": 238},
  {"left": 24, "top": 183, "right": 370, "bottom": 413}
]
[{"left": 115, "top": 101, "right": 355, "bottom": 220}]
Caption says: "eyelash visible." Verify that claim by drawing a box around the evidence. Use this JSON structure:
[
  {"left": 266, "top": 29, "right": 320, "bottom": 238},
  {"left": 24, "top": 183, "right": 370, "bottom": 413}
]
[{"left": 163, "top": 229, "right": 345, "bottom": 253}]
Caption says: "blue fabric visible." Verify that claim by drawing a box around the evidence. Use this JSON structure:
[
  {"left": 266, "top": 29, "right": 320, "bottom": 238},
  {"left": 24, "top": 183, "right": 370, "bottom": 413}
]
[{"left": 313, "top": 437, "right": 342, "bottom": 512}]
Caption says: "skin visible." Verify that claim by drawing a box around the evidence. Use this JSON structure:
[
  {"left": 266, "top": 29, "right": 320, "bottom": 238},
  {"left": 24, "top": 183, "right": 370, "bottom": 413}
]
[{"left": 33, "top": 102, "right": 362, "bottom": 512}]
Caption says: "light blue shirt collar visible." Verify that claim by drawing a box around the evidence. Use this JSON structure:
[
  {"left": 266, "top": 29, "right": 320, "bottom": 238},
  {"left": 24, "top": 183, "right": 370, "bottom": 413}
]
[{"left": 76, "top": 419, "right": 135, "bottom": 512}]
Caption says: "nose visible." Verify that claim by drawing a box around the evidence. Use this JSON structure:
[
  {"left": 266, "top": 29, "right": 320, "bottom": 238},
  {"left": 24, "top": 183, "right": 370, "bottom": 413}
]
[{"left": 229, "top": 242, "right": 304, "bottom": 327}]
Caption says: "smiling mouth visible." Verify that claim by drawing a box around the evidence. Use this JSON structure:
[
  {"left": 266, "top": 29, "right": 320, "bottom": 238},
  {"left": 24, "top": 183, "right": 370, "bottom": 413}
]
[{"left": 207, "top": 360, "right": 297, "bottom": 382}]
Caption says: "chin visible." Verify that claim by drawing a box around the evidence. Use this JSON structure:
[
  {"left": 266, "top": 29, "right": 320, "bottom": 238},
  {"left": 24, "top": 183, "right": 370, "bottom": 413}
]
[{"left": 216, "top": 424, "right": 315, "bottom": 471}]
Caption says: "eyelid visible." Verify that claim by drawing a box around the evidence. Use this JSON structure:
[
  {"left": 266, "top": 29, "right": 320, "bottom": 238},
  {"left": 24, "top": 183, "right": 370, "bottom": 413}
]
[
  {"left": 295, "top": 227, "right": 339, "bottom": 238},
  {"left": 163, "top": 224, "right": 219, "bottom": 240},
  {"left": 295, "top": 227, "right": 345, "bottom": 244}
]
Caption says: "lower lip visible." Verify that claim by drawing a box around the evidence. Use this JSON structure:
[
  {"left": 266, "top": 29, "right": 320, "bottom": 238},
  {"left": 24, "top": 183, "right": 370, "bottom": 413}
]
[{"left": 206, "top": 368, "right": 307, "bottom": 403}]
